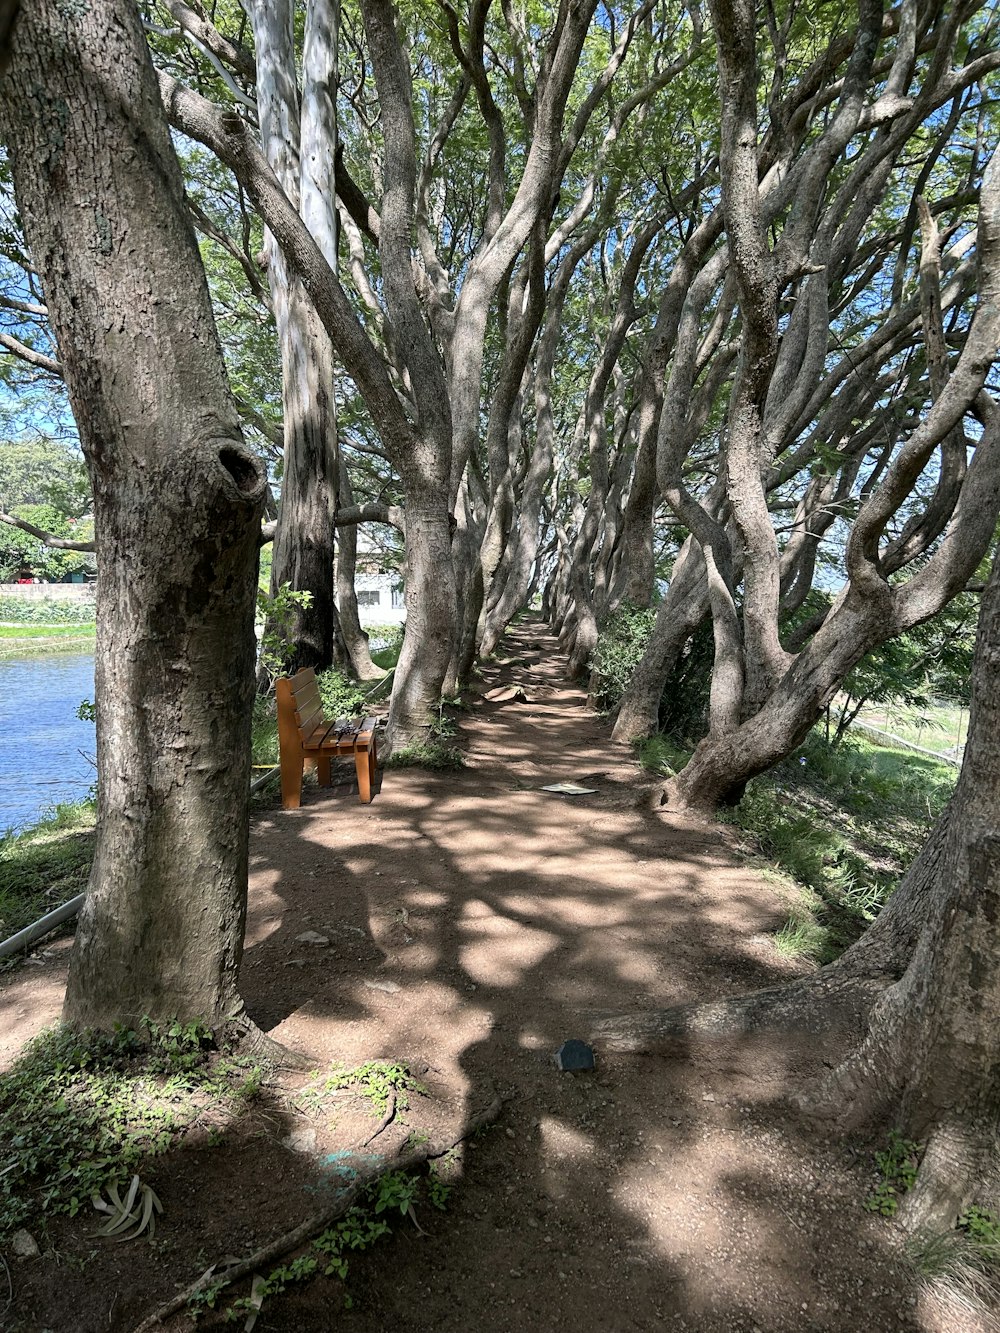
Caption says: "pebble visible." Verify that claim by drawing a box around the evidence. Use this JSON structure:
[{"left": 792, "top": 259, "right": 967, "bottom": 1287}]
[
  {"left": 363, "top": 979, "right": 401, "bottom": 994},
  {"left": 295, "top": 931, "right": 330, "bottom": 946},
  {"left": 11, "top": 1229, "right": 39, "bottom": 1258}
]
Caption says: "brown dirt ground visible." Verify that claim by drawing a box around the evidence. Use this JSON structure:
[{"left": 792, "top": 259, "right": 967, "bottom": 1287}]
[{"left": 1, "top": 621, "right": 995, "bottom": 1333}]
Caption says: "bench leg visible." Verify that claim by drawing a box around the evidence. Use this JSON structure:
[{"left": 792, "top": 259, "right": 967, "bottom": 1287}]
[
  {"left": 355, "top": 741, "right": 372, "bottom": 803},
  {"left": 316, "top": 755, "right": 332, "bottom": 788},
  {"left": 368, "top": 732, "right": 378, "bottom": 788},
  {"left": 280, "top": 752, "right": 304, "bottom": 810}
]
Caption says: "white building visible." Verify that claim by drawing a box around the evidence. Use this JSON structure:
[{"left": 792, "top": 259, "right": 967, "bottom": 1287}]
[{"left": 354, "top": 572, "right": 406, "bottom": 626}]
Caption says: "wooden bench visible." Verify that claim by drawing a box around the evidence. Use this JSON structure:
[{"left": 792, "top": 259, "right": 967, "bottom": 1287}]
[{"left": 275, "top": 667, "right": 379, "bottom": 810}]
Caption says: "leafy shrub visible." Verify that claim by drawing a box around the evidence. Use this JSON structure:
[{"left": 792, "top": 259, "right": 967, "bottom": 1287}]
[
  {"left": 0, "top": 596, "right": 95, "bottom": 624},
  {"left": 589, "top": 603, "right": 656, "bottom": 710},
  {"left": 317, "top": 668, "right": 371, "bottom": 718}
]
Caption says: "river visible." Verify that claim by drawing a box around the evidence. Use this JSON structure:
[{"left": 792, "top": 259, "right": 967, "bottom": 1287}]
[{"left": 0, "top": 651, "right": 96, "bottom": 834}]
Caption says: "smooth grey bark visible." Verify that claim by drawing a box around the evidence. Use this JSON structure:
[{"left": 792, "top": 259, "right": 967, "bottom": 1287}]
[
  {"left": 335, "top": 462, "right": 384, "bottom": 680},
  {"left": 249, "top": 0, "right": 343, "bottom": 675},
  {"left": 1, "top": 0, "right": 267, "bottom": 1029}
]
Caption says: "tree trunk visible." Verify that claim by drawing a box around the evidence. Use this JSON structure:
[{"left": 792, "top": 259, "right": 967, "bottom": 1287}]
[
  {"left": 1, "top": 0, "right": 267, "bottom": 1029},
  {"left": 805, "top": 555, "right": 1000, "bottom": 1232},
  {"left": 385, "top": 475, "right": 456, "bottom": 750},
  {"left": 335, "top": 462, "right": 384, "bottom": 681},
  {"left": 249, "top": 0, "right": 342, "bottom": 675}
]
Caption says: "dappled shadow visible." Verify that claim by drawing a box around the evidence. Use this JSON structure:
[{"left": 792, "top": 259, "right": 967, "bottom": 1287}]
[{"left": 0, "top": 622, "right": 951, "bottom": 1332}]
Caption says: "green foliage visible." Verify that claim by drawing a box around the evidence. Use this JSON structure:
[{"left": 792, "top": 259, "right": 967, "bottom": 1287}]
[
  {"left": 0, "top": 1023, "right": 262, "bottom": 1240},
  {"left": 426, "top": 1165, "right": 452, "bottom": 1211},
  {"left": 250, "top": 695, "right": 279, "bottom": 767},
  {"left": 206, "top": 1161, "right": 452, "bottom": 1323},
  {"left": 0, "top": 800, "right": 95, "bottom": 945},
  {"left": 0, "top": 438, "right": 89, "bottom": 512},
  {"left": 832, "top": 593, "right": 978, "bottom": 744},
  {"left": 0, "top": 595, "right": 95, "bottom": 623},
  {"left": 256, "top": 583, "right": 313, "bottom": 684},
  {"left": 720, "top": 731, "right": 956, "bottom": 963},
  {"left": 385, "top": 741, "right": 465, "bottom": 770},
  {"left": 589, "top": 603, "right": 656, "bottom": 710},
  {"left": 636, "top": 733, "right": 692, "bottom": 777},
  {"left": 865, "top": 1130, "right": 922, "bottom": 1216},
  {"left": 364, "top": 623, "right": 405, "bottom": 662},
  {"left": 658, "top": 620, "right": 714, "bottom": 741},
  {"left": 960, "top": 1207, "right": 1000, "bottom": 1253},
  {"left": 0, "top": 503, "right": 93, "bottom": 582},
  {"left": 316, "top": 667, "right": 369, "bottom": 718}
]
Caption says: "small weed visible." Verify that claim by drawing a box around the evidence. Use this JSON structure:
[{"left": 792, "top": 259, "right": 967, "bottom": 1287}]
[
  {"left": 864, "top": 1129, "right": 922, "bottom": 1216},
  {"left": 426, "top": 1166, "right": 452, "bottom": 1211},
  {"left": 304, "top": 1060, "right": 423, "bottom": 1118},
  {"left": 960, "top": 1206, "right": 1000, "bottom": 1253},
  {"left": 211, "top": 1166, "right": 447, "bottom": 1323}
]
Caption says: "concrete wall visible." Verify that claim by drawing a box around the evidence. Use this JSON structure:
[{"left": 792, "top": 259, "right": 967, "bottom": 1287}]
[{"left": 0, "top": 583, "right": 95, "bottom": 601}]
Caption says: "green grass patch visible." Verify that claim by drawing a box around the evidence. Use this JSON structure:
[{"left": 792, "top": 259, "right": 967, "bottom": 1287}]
[
  {"left": 0, "top": 626, "right": 96, "bottom": 658},
  {"left": 854, "top": 699, "right": 968, "bottom": 758},
  {"left": 719, "top": 731, "right": 956, "bottom": 963},
  {"left": 0, "top": 800, "right": 95, "bottom": 945},
  {"left": 636, "top": 733, "right": 692, "bottom": 778},
  {"left": 302, "top": 1060, "right": 424, "bottom": 1118},
  {"left": 0, "top": 1022, "right": 264, "bottom": 1241},
  {"left": 0, "top": 623, "right": 95, "bottom": 638},
  {"left": 385, "top": 741, "right": 465, "bottom": 771}
]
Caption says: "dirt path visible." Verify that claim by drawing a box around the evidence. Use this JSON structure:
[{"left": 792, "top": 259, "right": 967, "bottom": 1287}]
[{"left": 0, "top": 623, "right": 984, "bottom": 1332}]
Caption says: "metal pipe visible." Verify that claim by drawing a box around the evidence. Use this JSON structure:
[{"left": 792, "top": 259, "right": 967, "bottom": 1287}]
[
  {"left": 0, "top": 893, "right": 85, "bottom": 960},
  {"left": 1, "top": 766, "right": 284, "bottom": 960},
  {"left": 250, "top": 765, "right": 280, "bottom": 793}
]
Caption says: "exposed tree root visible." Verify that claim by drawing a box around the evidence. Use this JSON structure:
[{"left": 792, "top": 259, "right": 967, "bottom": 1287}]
[
  {"left": 131, "top": 1088, "right": 503, "bottom": 1332},
  {"left": 359, "top": 1087, "right": 397, "bottom": 1148},
  {"left": 225, "top": 1009, "right": 310, "bottom": 1070},
  {"left": 590, "top": 971, "right": 884, "bottom": 1053}
]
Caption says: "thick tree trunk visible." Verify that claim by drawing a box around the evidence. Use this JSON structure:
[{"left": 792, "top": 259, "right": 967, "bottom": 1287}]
[
  {"left": 805, "top": 556, "right": 1000, "bottom": 1232},
  {"left": 385, "top": 475, "right": 456, "bottom": 750},
  {"left": 250, "top": 0, "right": 342, "bottom": 675},
  {"left": 1, "top": 0, "right": 267, "bottom": 1029}
]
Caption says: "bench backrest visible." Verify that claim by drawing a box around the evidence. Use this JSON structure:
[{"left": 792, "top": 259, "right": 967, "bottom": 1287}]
[{"left": 275, "top": 668, "right": 376, "bottom": 750}]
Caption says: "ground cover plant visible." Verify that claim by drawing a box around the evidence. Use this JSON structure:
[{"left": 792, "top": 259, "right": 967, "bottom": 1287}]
[{"left": 0, "top": 1022, "right": 263, "bottom": 1242}]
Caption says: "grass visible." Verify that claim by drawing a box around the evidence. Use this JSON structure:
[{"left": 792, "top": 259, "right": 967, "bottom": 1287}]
[
  {"left": 0, "top": 624, "right": 96, "bottom": 658},
  {"left": 385, "top": 741, "right": 465, "bottom": 770},
  {"left": 638, "top": 725, "right": 956, "bottom": 965},
  {"left": 636, "top": 733, "right": 693, "bottom": 777},
  {"left": 904, "top": 1208, "right": 1000, "bottom": 1321},
  {"left": 0, "top": 1022, "right": 264, "bottom": 1241},
  {"left": 724, "top": 733, "right": 956, "bottom": 962},
  {"left": 0, "top": 800, "right": 95, "bottom": 948},
  {"left": 853, "top": 699, "right": 967, "bottom": 759}
]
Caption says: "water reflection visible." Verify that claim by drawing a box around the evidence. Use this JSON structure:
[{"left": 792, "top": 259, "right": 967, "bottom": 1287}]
[{"left": 0, "top": 653, "right": 96, "bottom": 833}]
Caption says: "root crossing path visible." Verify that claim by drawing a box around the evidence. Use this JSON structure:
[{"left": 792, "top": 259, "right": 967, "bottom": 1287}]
[{"left": 0, "top": 624, "right": 977, "bottom": 1333}]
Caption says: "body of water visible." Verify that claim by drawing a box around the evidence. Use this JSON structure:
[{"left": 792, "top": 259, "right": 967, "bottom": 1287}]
[{"left": 0, "top": 652, "right": 96, "bottom": 833}]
